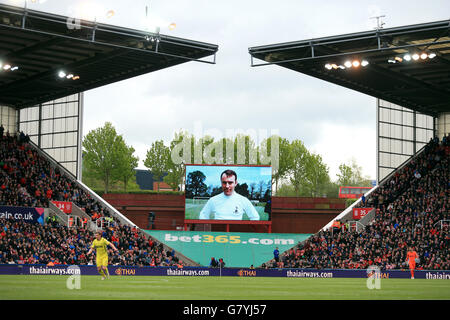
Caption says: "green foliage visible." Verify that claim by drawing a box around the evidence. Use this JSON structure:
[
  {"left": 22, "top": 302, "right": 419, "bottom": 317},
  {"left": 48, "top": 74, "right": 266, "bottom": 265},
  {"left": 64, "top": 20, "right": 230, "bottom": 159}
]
[
  {"left": 164, "top": 131, "right": 193, "bottom": 191},
  {"left": 345, "top": 198, "right": 358, "bottom": 208},
  {"left": 261, "top": 135, "right": 292, "bottom": 194},
  {"left": 337, "top": 158, "right": 372, "bottom": 187},
  {"left": 144, "top": 140, "right": 170, "bottom": 191},
  {"left": 185, "top": 170, "right": 208, "bottom": 198},
  {"left": 289, "top": 139, "right": 309, "bottom": 196},
  {"left": 82, "top": 122, "right": 137, "bottom": 193},
  {"left": 82, "top": 125, "right": 372, "bottom": 199},
  {"left": 116, "top": 144, "right": 139, "bottom": 192}
]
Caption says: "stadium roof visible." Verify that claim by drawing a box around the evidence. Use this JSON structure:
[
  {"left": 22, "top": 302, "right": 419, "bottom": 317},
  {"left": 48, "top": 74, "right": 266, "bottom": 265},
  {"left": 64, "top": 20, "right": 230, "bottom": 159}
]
[
  {"left": 0, "top": 3, "right": 218, "bottom": 109},
  {"left": 249, "top": 19, "right": 450, "bottom": 118}
]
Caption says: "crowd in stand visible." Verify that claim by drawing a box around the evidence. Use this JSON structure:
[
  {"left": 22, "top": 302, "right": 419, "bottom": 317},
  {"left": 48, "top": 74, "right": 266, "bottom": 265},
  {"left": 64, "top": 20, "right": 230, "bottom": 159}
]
[
  {"left": 1, "top": 128, "right": 449, "bottom": 270},
  {"left": 0, "top": 129, "right": 182, "bottom": 267},
  {"left": 278, "top": 135, "right": 449, "bottom": 270},
  {"left": 0, "top": 130, "right": 112, "bottom": 222},
  {"left": 0, "top": 217, "right": 182, "bottom": 267}
]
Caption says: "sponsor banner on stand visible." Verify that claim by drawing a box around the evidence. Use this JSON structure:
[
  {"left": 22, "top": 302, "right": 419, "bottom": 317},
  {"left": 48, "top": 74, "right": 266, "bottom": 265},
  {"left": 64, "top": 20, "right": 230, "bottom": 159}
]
[
  {"left": 51, "top": 201, "right": 72, "bottom": 214},
  {"left": 1, "top": 264, "right": 449, "bottom": 279},
  {"left": 353, "top": 207, "right": 373, "bottom": 220},
  {"left": 0, "top": 206, "right": 45, "bottom": 225}
]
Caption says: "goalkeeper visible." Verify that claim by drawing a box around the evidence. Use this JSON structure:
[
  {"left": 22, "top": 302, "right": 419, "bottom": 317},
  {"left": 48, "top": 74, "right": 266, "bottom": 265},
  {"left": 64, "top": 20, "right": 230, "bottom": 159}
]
[{"left": 87, "top": 230, "right": 119, "bottom": 280}]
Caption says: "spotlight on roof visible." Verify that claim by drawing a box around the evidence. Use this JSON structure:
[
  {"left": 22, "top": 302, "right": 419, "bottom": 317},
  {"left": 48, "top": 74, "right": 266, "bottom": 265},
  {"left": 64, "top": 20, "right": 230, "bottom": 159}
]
[
  {"left": 106, "top": 10, "right": 115, "bottom": 19},
  {"left": 412, "top": 53, "right": 420, "bottom": 61},
  {"left": 361, "top": 60, "right": 369, "bottom": 67}
]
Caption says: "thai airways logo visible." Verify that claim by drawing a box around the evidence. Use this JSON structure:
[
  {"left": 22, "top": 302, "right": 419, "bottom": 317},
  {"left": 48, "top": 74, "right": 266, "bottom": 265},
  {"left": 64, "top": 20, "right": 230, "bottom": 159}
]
[
  {"left": 237, "top": 269, "right": 257, "bottom": 277},
  {"left": 115, "top": 268, "right": 136, "bottom": 276}
]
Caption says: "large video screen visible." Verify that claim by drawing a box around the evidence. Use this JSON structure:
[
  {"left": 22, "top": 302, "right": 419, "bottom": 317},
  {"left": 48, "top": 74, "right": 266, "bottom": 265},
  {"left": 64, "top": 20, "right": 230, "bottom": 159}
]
[{"left": 184, "top": 164, "right": 272, "bottom": 221}]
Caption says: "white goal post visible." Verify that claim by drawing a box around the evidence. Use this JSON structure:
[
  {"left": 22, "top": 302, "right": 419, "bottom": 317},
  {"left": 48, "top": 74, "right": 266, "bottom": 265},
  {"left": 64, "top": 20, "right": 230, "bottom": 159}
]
[{"left": 192, "top": 196, "right": 210, "bottom": 204}]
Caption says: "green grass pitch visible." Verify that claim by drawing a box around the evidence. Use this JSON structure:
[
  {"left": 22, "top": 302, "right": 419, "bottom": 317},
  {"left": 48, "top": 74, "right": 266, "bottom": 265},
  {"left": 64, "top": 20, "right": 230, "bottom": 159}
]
[{"left": 0, "top": 275, "right": 449, "bottom": 300}]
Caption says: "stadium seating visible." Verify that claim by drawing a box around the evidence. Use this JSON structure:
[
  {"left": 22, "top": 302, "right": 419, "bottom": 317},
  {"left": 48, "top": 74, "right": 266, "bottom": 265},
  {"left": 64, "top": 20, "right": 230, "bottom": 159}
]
[
  {"left": 0, "top": 217, "right": 182, "bottom": 266},
  {"left": 278, "top": 135, "right": 449, "bottom": 270},
  {"left": 0, "top": 131, "right": 183, "bottom": 267}
]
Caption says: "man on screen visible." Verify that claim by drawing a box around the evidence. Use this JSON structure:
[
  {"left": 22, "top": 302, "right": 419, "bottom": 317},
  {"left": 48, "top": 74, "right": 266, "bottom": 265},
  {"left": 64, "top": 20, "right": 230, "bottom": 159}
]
[{"left": 199, "top": 169, "right": 260, "bottom": 220}]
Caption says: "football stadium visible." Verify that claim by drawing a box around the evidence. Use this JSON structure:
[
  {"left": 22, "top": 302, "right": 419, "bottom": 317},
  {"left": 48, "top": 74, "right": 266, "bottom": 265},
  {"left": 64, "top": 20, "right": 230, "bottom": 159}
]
[{"left": 0, "top": 0, "right": 449, "bottom": 312}]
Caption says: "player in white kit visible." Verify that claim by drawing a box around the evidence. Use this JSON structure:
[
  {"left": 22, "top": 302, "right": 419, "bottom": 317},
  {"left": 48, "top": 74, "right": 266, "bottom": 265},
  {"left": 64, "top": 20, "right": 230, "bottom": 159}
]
[{"left": 199, "top": 169, "right": 260, "bottom": 220}]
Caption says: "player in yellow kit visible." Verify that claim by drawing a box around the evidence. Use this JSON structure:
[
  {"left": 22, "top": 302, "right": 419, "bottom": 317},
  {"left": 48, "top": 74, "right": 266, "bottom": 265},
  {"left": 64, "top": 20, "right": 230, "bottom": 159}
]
[{"left": 87, "top": 230, "right": 119, "bottom": 280}]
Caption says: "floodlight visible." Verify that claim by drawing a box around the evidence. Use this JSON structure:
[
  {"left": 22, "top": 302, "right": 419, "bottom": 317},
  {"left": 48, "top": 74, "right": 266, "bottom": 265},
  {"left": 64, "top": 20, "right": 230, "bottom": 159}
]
[
  {"left": 420, "top": 53, "right": 428, "bottom": 60},
  {"left": 11, "top": 66, "right": 19, "bottom": 71},
  {"left": 394, "top": 56, "right": 403, "bottom": 62},
  {"left": 428, "top": 53, "right": 436, "bottom": 59},
  {"left": 58, "top": 71, "right": 66, "bottom": 78},
  {"left": 106, "top": 10, "right": 115, "bottom": 19},
  {"left": 361, "top": 60, "right": 369, "bottom": 67},
  {"left": 403, "top": 54, "right": 411, "bottom": 61},
  {"left": 344, "top": 61, "right": 352, "bottom": 68},
  {"left": 3, "top": 64, "right": 11, "bottom": 70},
  {"left": 66, "top": 74, "right": 74, "bottom": 79},
  {"left": 352, "top": 60, "right": 360, "bottom": 67},
  {"left": 169, "top": 23, "right": 176, "bottom": 30},
  {"left": 412, "top": 53, "right": 420, "bottom": 60},
  {"left": 325, "top": 64, "right": 332, "bottom": 70}
]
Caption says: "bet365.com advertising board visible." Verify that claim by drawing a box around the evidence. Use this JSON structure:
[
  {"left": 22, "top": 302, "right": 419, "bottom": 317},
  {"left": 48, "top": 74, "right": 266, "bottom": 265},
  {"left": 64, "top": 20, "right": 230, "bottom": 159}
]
[{"left": 145, "top": 230, "right": 312, "bottom": 268}]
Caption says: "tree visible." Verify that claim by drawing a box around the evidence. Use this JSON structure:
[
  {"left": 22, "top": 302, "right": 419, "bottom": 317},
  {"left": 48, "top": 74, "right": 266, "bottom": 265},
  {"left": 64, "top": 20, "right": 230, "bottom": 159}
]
[
  {"left": 235, "top": 182, "right": 249, "bottom": 198},
  {"left": 144, "top": 140, "right": 169, "bottom": 191},
  {"left": 116, "top": 144, "right": 139, "bottom": 192},
  {"left": 163, "top": 163, "right": 183, "bottom": 191},
  {"left": 289, "top": 139, "right": 309, "bottom": 196},
  {"left": 186, "top": 170, "right": 208, "bottom": 198},
  {"left": 82, "top": 122, "right": 127, "bottom": 193},
  {"left": 337, "top": 163, "right": 353, "bottom": 186},
  {"left": 303, "top": 153, "right": 330, "bottom": 197},
  {"left": 337, "top": 158, "right": 371, "bottom": 187},
  {"left": 260, "top": 135, "right": 292, "bottom": 194},
  {"left": 164, "top": 131, "right": 195, "bottom": 191}
]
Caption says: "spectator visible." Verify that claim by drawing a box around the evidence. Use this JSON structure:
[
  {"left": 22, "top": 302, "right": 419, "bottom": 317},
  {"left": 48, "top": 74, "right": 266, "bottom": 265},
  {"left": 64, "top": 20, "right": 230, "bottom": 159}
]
[
  {"left": 274, "top": 136, "right": 448, "bottom": 271},
  {"left": 209, "top": 257, "right": 218, "bottom": 268},
  {"left": 147, "top": 211, "right": 155, "bottom": 230},
  {"left": 273, "top": 247, "right": 280, "bottom": 263}
]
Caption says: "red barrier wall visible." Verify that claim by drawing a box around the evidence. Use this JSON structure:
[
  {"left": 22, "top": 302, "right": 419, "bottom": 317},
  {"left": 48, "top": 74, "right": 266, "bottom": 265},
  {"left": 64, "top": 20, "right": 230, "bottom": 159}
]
[{"left": 102, "top": 193, "right": 346, "bottom": 234}]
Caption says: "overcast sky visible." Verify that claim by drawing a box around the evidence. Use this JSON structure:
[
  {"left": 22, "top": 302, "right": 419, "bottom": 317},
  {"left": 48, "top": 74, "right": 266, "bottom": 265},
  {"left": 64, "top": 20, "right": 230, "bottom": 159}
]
[{"left": 3, "top": 0, "right": 449, "bottom": 181}]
